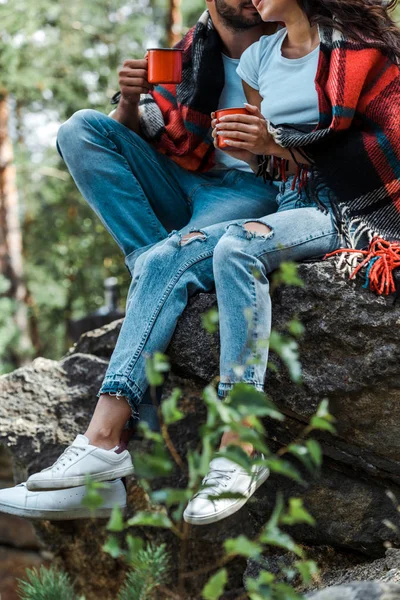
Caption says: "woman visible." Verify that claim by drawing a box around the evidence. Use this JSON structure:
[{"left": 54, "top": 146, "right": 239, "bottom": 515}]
[{"left": 1, "top": 0, "right": 399, "bottom": 525}]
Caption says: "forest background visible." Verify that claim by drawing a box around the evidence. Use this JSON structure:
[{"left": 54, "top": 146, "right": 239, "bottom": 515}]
[
  {"left": 0, "top": 0, "right": 204, "bottom": 375},
  {"left": 2, "top": 1, "right": 400, "bottom": 377}
]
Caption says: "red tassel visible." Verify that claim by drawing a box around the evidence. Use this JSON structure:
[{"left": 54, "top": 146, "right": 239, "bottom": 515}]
[
  {"left": 292, "top": 166, "right": 300, "bottom": 191},
  {"left": 325, "top": 237, "right": 400, "bottom": 295}
]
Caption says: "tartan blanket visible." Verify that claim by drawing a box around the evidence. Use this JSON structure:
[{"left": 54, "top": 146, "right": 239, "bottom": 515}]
[
  {"left": 268, "top": 26, "right": 400, "bottom": 245},
  {"left": 116, "top": 11, "right": 223, "bottom": 172}
]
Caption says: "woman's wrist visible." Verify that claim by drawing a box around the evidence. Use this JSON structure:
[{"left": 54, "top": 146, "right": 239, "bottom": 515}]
[{"left": 248, "top": 155, "right": 259, "bottom": 173}]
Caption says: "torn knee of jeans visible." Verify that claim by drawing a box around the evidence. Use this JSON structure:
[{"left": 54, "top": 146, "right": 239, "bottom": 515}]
[
  {"left": 180, "top": 230, "right": 208, "bottom": 246},
  {"left": 243, "top": 220, "right": 274, "bottom": 240}
]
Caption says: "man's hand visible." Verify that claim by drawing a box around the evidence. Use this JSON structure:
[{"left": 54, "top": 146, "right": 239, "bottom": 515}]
[
  {"left": 118, "top": 58, "right": 153, "bottom": 105},
  {"left": 214, "top": 104, "right": 275, "bottom": 156}
]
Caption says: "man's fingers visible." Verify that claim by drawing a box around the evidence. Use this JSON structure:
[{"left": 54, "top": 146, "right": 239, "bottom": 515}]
[
  {"left": 120, "top": 77, "right": 152, "bottom": 89},
  {"left": 123, "top": 59, "right": 148, "bottom": 69},
  {"left": 119, "top": 68, "right": 149, "bottom": 80},
  {"left": 121, "top": 87, "right": 152, "bottom": 98}
]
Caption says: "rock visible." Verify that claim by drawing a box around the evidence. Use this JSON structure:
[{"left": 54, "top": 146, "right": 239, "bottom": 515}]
[
  {"left": 0, "top": 547, "right": 45, "bottom": 600},
  {"left": 0, "top": 510, "right": 41, "bottom": 550},
  {"left": 306, "top": 548, "right": 400, "bottom": 591},
  {"left": 306, "top": 582, "right": 400, "bottom": 600},
  {"left": 0, "top": 261, "right": 400, "bottom": 595},
  {"left": 245, "top": 548, "right": 400, "bottom": 594}
]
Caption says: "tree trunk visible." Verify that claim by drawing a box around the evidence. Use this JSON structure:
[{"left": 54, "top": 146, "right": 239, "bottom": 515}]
[
  {"left": 0, "top": 90, "right": 32, "bottom": 366},
  {"left": 167, "top": 0, "right": 182, "bottom": 47}
]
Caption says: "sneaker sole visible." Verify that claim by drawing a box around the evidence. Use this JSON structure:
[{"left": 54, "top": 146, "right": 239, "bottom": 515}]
[
  {"left": 0, "top": 502, "right": 127, "bottom": 521},
  {"left": 26, "top": 465, "right": 135, "bottom": 491},
  {"left": 183, "top": 467, "right": 270, "bottom": 526}
]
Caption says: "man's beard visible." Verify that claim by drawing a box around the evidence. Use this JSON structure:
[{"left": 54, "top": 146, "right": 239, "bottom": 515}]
[{"left": 214, "top": 0, "right": 263, "bottom": 30}]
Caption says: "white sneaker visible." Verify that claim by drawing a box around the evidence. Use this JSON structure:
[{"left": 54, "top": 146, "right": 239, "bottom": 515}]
[
  {"left": 0, "top": 479, "right": 126, "bottom": 520},
  {"left": 26, "top": 434, "right": 134, "bottom": 491},
  {"left": 183, "top": 455, "right": 269, "bottom": 525}
]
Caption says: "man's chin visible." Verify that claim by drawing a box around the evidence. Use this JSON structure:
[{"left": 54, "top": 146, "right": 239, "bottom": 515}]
[{"left": 227, "top": 16, "right": 263, "bottom": 29}]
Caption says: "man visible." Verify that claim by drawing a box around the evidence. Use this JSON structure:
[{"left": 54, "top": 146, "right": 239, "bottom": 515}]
[
  {"left": 56, "top": 0, "right": 278, "bottom": 433},
  {"left": 0, "top": 1, "right": 279, "bottom": 521},
  {"left": 57, "top": 0, "right": 277, "bottom": 276}
]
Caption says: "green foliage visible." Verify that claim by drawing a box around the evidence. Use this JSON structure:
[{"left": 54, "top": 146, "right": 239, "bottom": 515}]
[
  {"left": 202, "top": 569, "right": 228, "bottom": 600},
  {"left": 117, "top": 544, "right": 169, "bottom": 600},
  {"left": 272, "top": 261, "right": 304, "bottom": 289},
  {"left": 161, "top": 388, "right": 184, "bottom": 425},
  {"left": 145, "top": 352, "right": 170, "bottom": 387},
  {"left": 310, "top": 399, "right": 336, "bottom": 434},
  {"left": 0, "top": 0, "right": 178, "bottom": 372},
  {"left": 17, "top": 566, "right": 79, "bottom": 600},
  {"left": 81, "top": 477, "right": 111, "bottom": 515},
  {"left": 201, "top": 306, "right": 220, "bottom": 334}
]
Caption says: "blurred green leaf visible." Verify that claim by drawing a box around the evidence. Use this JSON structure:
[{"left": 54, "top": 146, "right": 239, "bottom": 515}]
[
  {"left": 125, "top": 535, "right": 145, "bottom": 564},
  {"left": 287, "top": 319, "right": 305, "bottom": 338},
  {"left": 272, "top": 262, "right": 304, "bottom": 288},
  {"left": 262, "top": 457, "right": 303, "bottom": 483},
  {"left": 224, "top": 535, "right": 263, "bottom": 559},
  {"left": 133, "top": 445, "right": 174, "bottom": 478},
  {"left": 161, "top": 388, "right": 184, "bottom": 425},
  {"left": 103, "top": 535, "right": 122, "bottom": 559},
  {"left": 311, "top": 400, "right": 336, "bottom": 434},
  {"left": 306, "top": 439, "right": 322, "bottom": 467},
  {"left": 201, "top": 307, "right": 219, "bottom": 334},
  {"left": 81, "top": 477, "right": 110, "bottom": 512},
  {"left": 151, "top": 488, "right": 192, "bottom": 507},
  {"left": 127, "top": 511, "right": 174, "bottom": 529},
  {"left": 287, "top": 443, "right": 314, "bottom": 474},
  {"left": 227, "top": 383, "right": 284, "bottom": 420},
  {"left": 202, "top": 568, "right": 228, "bottom": 600},
  {"left": 269, "top": 331, "right": 302, "bottom": 383},
  {"left": 106, "top": 505, "right": 124, "bottom": 532},
  {"left": 145, "top": 352, "right": 170, "bottom": 387},
  {"left": 281, "top": 498, "right": 316, "bottom": 527},
  {"left": 260, "top": 524, "right": 304, "bottom": 557},
  {"left": 295, "top": 559, "right": 319, "bottom": 585}
]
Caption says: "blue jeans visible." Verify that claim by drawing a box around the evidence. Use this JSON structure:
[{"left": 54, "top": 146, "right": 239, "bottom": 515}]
[
  {"left": 98, "top": 177, "right": 341, "bottom": 413},
  {"left": 56, "top": 109, "right": 279, "bottom": 429},
  {"left": 56, "top": 109, "right": 279, "bottom": 275}
]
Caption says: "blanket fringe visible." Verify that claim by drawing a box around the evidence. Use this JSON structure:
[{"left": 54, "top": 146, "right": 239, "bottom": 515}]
[{"left": 325, "top": 236, "right": 400, "bottom": 295}]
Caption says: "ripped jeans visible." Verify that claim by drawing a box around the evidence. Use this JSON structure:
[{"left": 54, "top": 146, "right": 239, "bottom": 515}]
[{"left": 99, "top": 177, "right": 342, "bottom": 412}]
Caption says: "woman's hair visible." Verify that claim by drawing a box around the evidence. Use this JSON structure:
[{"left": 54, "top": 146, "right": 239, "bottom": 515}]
[{"left": 298, "top": 0, "right": 400, "bottom": 62}]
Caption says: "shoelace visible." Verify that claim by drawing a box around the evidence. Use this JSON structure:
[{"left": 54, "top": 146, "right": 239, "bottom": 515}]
[
  {"left": 43, "top": 444, "right": 88, "bottom": 472},
  {"left": 195, "top": 467, "right": 236, "bottom": 499}
]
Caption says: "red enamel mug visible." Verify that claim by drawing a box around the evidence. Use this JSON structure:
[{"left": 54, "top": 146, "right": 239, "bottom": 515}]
[
  {"left": 147, "top": 48, "right": 183, "bottom": 84},
  {"left": 215, "top": 107, "right": 251, "bottom": 148}
]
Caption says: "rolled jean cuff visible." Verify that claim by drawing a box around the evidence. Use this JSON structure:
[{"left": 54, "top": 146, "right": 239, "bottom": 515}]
[
  {"left": 218, "top": 380, "right": 265, "bottom": 398},
  {"left": 98, "top": 375, "right": 144, "bottom": 419}
]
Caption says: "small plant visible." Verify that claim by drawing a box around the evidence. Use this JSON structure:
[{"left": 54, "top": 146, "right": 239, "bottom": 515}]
[
  {"left": 17, "top": 566, "right": 82, "bottom": 600},
  {"left": 117, "top": 544, "right": 170, "bottom": 600}
]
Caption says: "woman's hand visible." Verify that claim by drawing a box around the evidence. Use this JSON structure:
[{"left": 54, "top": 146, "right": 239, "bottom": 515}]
[
  {"left": 214, "top": 104, "right": 275, "bottom": 156},
  {"left": 211, "top": 111, "right": 258, "bottom": 170}
]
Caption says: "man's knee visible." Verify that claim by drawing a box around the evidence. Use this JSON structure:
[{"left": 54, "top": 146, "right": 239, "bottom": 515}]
[{"left": 57, "top": 109, "right": 106, "bottom": 155}]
